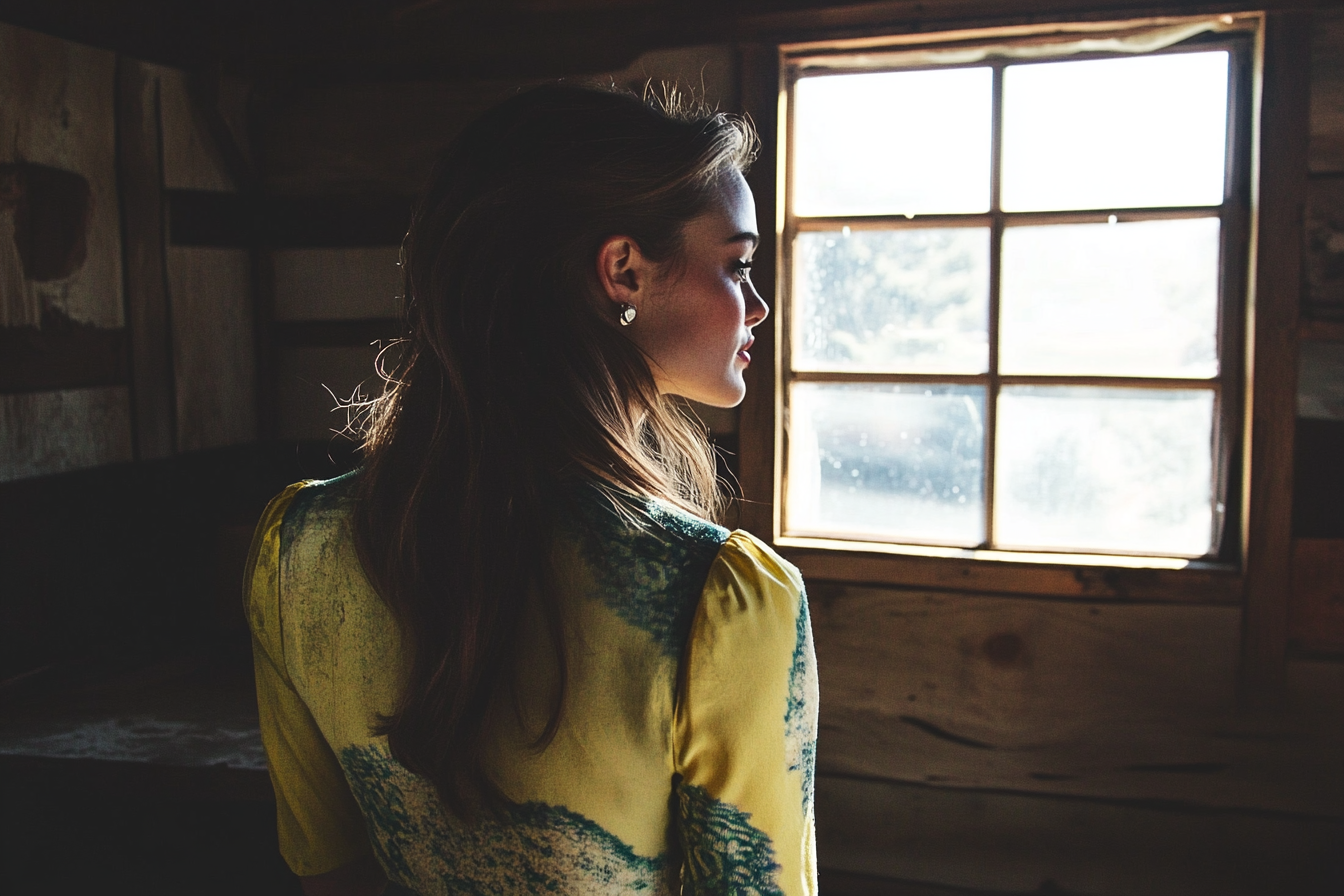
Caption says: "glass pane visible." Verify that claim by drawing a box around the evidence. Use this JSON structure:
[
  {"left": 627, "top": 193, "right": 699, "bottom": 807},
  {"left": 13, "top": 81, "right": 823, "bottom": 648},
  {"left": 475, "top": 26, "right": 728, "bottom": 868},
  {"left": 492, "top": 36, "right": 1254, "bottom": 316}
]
[
  {"left": 1000, "top": 218, "right": 1221, "bottom": 377},
  {"left": 1002, "top": 51, "right": 1229, "bottom": 212},
  {"left": 794, "top": 228, "right": 990, "bottom": 374},
  {"left": 994, "top": 387, "right": 1215, "bottom": 556},
  {"left": 787, "top": 383, "right": 985, "bottom": 546},
  {"left": 794, "top": 68, "right": 992, "bottom": 216}
]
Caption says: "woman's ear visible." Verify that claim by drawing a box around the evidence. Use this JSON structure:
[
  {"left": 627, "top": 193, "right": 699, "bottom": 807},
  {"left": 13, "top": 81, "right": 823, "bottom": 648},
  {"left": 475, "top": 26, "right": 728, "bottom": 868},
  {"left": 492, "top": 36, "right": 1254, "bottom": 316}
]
[{"left": 596, "top": 235, "right": 646, "bottom": 308}]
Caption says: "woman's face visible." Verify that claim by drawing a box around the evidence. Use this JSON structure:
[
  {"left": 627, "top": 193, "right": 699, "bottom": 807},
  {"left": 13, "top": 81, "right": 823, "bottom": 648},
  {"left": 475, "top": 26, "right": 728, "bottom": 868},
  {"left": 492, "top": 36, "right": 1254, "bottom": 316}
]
[{"left": 618, "top": 170, "right": 770, "bottom": 408}]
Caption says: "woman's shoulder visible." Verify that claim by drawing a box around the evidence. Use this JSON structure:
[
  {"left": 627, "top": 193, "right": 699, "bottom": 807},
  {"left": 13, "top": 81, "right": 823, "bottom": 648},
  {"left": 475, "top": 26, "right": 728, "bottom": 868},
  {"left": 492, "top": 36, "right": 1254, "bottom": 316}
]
[{"left": 559, "top": 483, "right": 730, "bottom": 659}]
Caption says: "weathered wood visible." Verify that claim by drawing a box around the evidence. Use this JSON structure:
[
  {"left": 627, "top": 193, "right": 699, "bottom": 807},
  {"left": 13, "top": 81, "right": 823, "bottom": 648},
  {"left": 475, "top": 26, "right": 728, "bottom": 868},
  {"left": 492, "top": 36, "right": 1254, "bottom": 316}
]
[
  {"left": 784, "top": 544, "right": 1242, "bottom": 603},
  {"left": 1241, "top": 12, "right": 1312, "bottom": 707},
  {"left": 272, "top": 247, "right": 402, "bottom": 320},
  {"left": 115, "top": 57, "right": 175, "bottom": 460},
  {"left": 0, "top": 387, "right": 133, "bottom": 482},
  {"left": 156, "top": 66, "right": 234, "bottom": 193},
  {"left": 1309, "top": 9, "right": 1344, "bottom": 174},
  {"left": 809, "top": 582, "right": 1344, "bottom": 817},
  {"left": 0, "top": 307, "right": 126, "bottom": 394},
  {"left": 1290, "top": 538, "right": 1344, "bottom": 652},
  {"left": 165, "top": 247, "right": 254, "bottom": 452},
  {"left": 1300, "top": 319, "right": 1344, "bottom": 343},
  {"left": 815, "top": 773, "right": 1344, "bottom": 896},
  {"left": 0, "top": 22, "right": 121, "bottom": 330},
  {"left": 737, "top": 43, "right": 782, "bottom": 541}
]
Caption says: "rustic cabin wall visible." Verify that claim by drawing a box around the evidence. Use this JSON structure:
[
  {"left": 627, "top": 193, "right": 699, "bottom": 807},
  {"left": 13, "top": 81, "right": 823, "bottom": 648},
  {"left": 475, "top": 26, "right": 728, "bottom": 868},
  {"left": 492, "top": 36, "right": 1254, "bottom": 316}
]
[
  {"left": 0, "top": 23, "right": 131, "bottom": 480},
  {"left": 255, "top": 45, "right": 740, "bottom": 446}
]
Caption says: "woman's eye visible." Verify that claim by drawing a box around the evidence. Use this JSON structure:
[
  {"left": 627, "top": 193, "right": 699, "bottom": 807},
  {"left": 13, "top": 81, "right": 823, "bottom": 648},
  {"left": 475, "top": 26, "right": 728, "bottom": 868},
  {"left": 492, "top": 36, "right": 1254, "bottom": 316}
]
[{"left": 733, "top": 261, "right": 753, "bottom": 281}]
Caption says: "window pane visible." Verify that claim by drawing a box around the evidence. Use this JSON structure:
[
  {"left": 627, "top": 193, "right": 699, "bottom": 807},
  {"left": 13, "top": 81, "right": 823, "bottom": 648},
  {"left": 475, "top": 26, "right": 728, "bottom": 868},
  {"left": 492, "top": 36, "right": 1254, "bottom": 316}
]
[
  {"left": 793, "top": 68, "right": 992, "bottom": 216},
  {"left": 1002, "top": 52, "right": 1229, "bottom": 212},
  {"left": 994, "top": 387, "right": 1215, "bottom": 556},
  {"left": 794, "top": 228, "right": 990, "bottom": 374},
  {"left": 787, "top": 383, "right": 985, "bottom": 546},
  {"left": 999, "top": 218, "right": 1221, "bottom": 377}
]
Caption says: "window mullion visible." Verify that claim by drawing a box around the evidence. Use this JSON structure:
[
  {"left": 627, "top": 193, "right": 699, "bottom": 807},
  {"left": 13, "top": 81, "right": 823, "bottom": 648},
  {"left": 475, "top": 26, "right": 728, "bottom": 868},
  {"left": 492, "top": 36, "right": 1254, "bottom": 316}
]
[{"left": 984, "top": 62, "right": 1005, "bottom": 551}]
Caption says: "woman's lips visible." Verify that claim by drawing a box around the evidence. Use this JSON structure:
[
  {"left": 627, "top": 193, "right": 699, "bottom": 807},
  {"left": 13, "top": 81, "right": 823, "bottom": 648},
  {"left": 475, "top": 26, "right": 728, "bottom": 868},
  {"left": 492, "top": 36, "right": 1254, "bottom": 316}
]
[{"left": 737, "top": 337, "right": 754, "bottom": 364}]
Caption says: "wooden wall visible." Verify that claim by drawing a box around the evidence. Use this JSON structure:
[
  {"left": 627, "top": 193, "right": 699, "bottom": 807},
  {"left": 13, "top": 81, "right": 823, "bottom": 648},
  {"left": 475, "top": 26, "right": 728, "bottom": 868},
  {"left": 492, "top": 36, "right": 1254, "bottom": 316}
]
[
  {"left": 0, "top": 23, "right": 255, "bottom": 480},
  {"left": 254, "top": 44, "right": 740, "bottom": 444},
  {"left": 0, "top": 23, "right": 131, "bottom": 480}
]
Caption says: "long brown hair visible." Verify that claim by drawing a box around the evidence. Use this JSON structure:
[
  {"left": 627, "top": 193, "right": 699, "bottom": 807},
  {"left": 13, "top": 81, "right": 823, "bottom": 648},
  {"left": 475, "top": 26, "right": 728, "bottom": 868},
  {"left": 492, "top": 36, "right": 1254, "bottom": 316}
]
[{"left": 352, "top": 85, "right": 757, "bottom": 817}]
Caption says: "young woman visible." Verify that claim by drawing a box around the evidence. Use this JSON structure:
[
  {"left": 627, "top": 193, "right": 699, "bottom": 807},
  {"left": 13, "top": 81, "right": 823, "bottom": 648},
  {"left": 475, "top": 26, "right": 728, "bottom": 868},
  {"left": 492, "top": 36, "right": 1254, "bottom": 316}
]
[{"left": 245, "top": 84, "right": 818, "bottom": 896}]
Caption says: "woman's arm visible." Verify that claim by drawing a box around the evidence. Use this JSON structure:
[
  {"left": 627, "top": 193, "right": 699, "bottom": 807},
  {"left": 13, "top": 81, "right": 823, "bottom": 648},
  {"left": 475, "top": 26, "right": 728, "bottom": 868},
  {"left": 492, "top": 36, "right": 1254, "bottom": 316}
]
[{"left": 673, "top": 531, "right": 819, "bottom": 896}]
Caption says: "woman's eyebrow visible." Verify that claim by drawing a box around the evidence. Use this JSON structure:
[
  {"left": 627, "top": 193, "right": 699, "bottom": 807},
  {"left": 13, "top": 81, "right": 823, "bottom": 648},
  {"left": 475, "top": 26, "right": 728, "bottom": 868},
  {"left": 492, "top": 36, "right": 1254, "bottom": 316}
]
[{"left": 727, "top": 231, "right": 759, "bottom": 247}]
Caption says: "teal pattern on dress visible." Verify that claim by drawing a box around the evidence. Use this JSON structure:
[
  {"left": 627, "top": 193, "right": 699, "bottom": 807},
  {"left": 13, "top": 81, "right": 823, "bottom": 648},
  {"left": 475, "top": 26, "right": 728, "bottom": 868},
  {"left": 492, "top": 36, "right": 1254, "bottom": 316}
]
[
  {"left": 280, "top": 471, "right": 359, "bottom": 566},
  {"left": 784, "top": 591, "right": 818, "bottom": 815},
  {"left": 676, "top": 782, "right": 783, "bottom": 896},
  {"left": 339, "top": 743, "right": 673, "bottom": 896},
  {"left": 562, "top": 484, "right": 729, "bottom": 659}
]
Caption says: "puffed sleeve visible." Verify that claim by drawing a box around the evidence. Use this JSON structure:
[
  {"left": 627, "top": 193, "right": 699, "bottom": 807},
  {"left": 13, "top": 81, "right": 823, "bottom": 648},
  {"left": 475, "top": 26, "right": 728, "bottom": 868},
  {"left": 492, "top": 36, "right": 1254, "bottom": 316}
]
[
  {"left": 245, "top": 483, "right": 373, "bottom": 876},
  {"left": 672, "top": 530, "right": 819, "bottom": 896}
]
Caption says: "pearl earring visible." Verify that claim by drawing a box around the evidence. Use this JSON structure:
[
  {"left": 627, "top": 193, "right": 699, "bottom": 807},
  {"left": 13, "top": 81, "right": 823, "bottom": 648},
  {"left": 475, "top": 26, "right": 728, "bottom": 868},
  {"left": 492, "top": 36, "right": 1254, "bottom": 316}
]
[{"left": 617, "top": 303, "right": 637, "bottom": 326}]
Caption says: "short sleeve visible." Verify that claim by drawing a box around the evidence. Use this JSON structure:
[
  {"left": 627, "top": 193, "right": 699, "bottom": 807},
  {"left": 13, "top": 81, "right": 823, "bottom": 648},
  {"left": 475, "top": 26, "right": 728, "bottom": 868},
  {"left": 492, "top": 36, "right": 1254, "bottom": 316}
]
[
  {"left": 672, "top": 530, "right": 819, "bottom": 896},
  {"left": 245, "top": 483, "right": 373, "bottom": 877}
]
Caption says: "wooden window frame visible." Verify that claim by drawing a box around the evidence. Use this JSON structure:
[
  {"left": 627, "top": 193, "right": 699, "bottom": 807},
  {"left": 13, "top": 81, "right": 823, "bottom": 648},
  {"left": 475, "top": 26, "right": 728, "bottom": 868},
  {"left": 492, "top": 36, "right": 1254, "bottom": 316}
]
[{"left": 736, "top": 13, "right": 1306, "bottom": 618}]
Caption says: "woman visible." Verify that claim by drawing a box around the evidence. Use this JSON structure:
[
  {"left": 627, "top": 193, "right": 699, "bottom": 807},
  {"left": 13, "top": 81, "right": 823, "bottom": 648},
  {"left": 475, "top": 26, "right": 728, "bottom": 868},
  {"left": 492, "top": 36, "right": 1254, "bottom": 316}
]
[{"left": 245, "top": 84, "right": 818, "bottom": 896}]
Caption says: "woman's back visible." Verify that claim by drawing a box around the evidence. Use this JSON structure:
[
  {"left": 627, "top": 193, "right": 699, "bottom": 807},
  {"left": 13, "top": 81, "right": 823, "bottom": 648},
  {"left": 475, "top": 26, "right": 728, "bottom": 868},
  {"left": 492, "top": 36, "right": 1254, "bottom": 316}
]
[{"left": 248, "top": 472, "right": 818, "bottom": 895}]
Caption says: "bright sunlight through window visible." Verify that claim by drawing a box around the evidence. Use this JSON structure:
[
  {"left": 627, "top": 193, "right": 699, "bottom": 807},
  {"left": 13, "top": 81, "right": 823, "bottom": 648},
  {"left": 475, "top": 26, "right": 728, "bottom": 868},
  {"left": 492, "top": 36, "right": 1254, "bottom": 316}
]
[{"left": 783, "top": 44, "right": 1239, "bottom": 558}]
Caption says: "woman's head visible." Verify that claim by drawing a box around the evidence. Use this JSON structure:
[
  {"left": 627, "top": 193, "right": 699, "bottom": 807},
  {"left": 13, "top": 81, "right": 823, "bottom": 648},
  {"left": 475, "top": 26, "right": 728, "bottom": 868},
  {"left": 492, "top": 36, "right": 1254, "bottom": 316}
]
[{"left": 354, "top": 84, "right": 760, "bottom": 817}]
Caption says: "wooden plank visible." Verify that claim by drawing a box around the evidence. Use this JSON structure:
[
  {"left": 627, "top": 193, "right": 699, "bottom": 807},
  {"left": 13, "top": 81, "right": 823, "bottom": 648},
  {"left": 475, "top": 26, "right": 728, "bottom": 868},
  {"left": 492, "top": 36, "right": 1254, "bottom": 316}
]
[
  {"left": 1241, "top": 12, "right": 1312, "bottom": 707},
  {"left": 165, "top": 247, "right": 255, "bottom": 452},
  {"left": 815, "top": 773, "right": 1344, "bottom": 896},
  {"left": 0, "top": 308, "right": 126, "bottom": 394},
  {"left": 0, "top": 22, "right": 122, "bottom": 330},
  {"left": 736, "top": 43, "right": 782, "bottom": 541},
  {"left": 1290, "top": 538, "right": 1344, "bottom": 652},
  {"left": 115, "top": 57, "right": 175, "bottom": 460},
  {"left": 272, "top": 247, "right": 402, "bottom": 320},
  {"left": 788, "top": 545, "right": 1242, "bottom": 604},
  {"left": 1308, "top": 9, "right": 1344, "bottom": 174},
  {"left": 809, "top": 582, "right": 1344, "bottom": 816},
  {"left": 1300, "top": 319, "right": 1344, "bottom": 343},
  {"left": 156, "top": 66, "right": 235, "bottom": 193},
  {"left": 0, "top": 387, "right": 133, "bottom": 482}
]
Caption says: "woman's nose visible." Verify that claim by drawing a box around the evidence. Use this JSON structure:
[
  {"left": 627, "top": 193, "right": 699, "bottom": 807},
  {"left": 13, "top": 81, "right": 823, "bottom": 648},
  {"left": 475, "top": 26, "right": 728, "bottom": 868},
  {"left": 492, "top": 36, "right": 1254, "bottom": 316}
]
[{"left": 745, "top": 279, "right": 769, "bottom": 327}]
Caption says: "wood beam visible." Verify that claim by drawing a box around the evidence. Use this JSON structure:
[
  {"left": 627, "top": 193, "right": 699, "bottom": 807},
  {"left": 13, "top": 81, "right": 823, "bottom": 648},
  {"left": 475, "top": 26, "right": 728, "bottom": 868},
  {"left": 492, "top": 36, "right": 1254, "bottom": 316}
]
[
  {"left": 116, "top": 57, "right": 175, "bottom": 460},
  {"left": 1241, "top": 12, "right": 1312, "bottom": 707}
]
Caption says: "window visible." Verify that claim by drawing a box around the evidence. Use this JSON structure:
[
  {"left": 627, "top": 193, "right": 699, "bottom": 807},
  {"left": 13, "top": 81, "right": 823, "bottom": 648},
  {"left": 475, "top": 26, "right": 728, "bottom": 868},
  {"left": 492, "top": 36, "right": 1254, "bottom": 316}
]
[{"left": 776, "top": 19, "right": 1253, "bottom": 563}]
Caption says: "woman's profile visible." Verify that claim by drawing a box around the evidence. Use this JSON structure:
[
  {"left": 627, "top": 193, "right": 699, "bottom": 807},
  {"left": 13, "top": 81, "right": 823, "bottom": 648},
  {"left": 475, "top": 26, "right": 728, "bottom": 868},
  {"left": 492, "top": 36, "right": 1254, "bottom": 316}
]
[{"left": 245, "top": 84, "right": 818, "bottom": 896}]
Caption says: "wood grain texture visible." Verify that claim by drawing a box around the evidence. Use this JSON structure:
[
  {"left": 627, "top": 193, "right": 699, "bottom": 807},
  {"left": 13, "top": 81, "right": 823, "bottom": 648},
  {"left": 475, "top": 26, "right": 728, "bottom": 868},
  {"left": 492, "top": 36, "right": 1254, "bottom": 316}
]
[
  {"left": 1241, "top": 12, "right": 1312, "bottom": 706},
  {"left": 785, "top": 544, "right": 1241, "bottom": 603},
  {"left": 166, "top": 247, "right": 255, "bottom": 452},
  {"left": 815, "top": 773, "right": 1344, "bottom": 896},
  {"left": 1289, "top": 538, "right": 1344, "bottom": 652},
  {"left": 272, "top": 247, "right": 401, "bottom": 320},
  {"left": 156, "top": 66, "right": 235, "bottom": 193},
  {"left": 0, "top": 307, "right": 126, "bottom": 394},
  {"left": 0, "top": 387, "right": 133, "bottom": 482},
  {"left": 810, "top": 582, "right": 1344, "bottom": 817},
  {"left": 116, "top": 57, "right": 175, "bottom": 460},
  {"left": 1309, "top": 8, "right": 1344, "bottom": 174},
  {"left": 0, "top": 22, "right": 121, "bottom": 330}
]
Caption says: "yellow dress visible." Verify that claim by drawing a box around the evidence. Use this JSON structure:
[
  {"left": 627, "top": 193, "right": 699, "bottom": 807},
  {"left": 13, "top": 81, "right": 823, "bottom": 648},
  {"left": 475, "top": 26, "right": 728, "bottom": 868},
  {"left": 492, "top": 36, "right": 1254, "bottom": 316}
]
[{"left": 246, "top": 472, "right": 818, "bottom": 895}]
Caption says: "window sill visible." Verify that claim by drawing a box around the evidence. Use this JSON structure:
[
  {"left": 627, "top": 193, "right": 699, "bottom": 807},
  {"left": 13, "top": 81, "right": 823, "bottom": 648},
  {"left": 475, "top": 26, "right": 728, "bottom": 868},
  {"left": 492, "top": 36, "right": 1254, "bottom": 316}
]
[{"left": 775, "top": 535, "right": 1242, "bottom": 603}]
